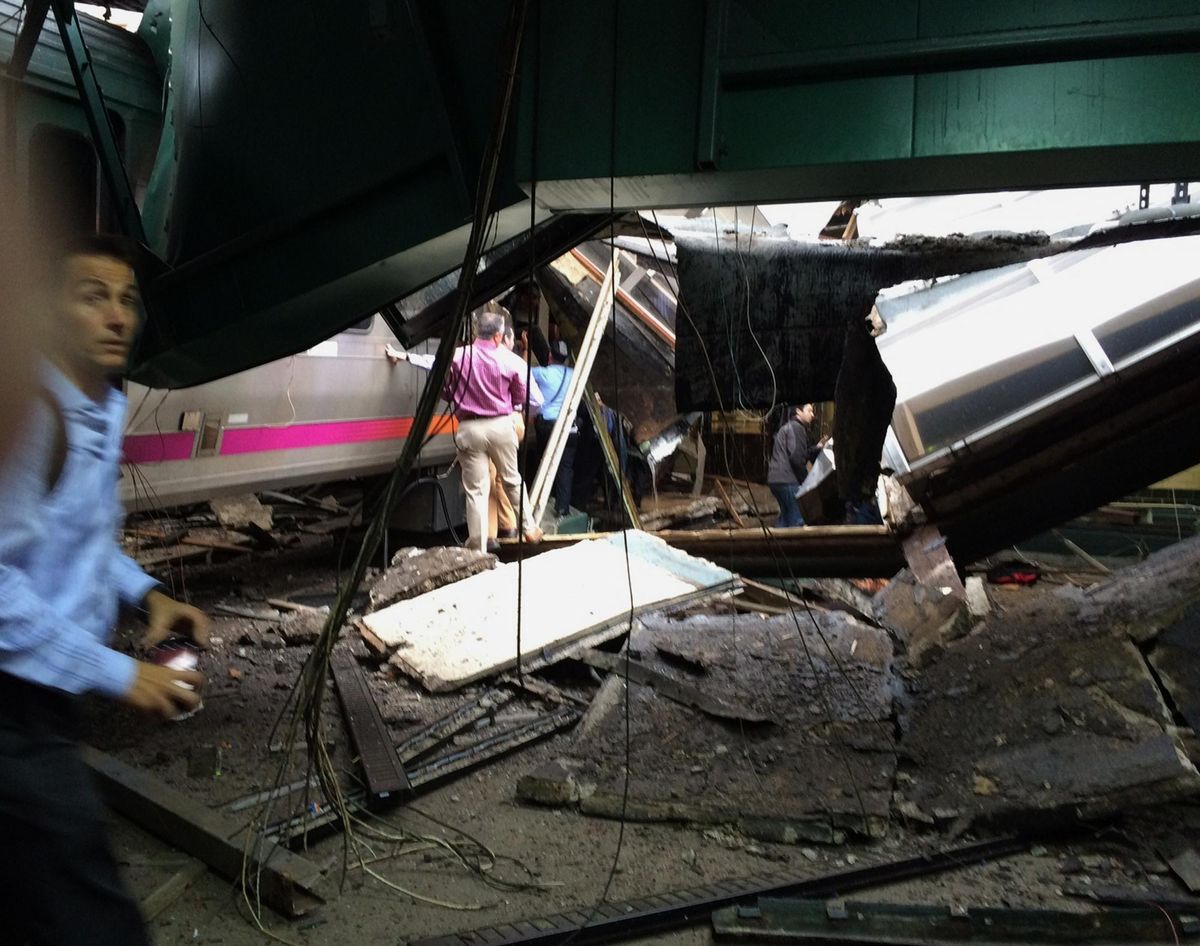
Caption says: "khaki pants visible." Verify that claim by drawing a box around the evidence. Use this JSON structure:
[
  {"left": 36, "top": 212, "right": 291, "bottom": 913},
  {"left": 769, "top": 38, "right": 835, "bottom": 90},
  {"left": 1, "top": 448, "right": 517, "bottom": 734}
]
[
  {"left": 488, "top": 415, "right": 525, "bottom": 538},
  {"left": 456, "top": 414, "right": 533, "bottom": 551}
]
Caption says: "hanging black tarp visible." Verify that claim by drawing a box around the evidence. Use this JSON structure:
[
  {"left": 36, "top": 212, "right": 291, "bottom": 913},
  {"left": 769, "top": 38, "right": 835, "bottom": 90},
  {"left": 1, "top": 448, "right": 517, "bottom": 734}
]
[{"left": 672, "top": 233, "right": 1062, "bottom": 412}]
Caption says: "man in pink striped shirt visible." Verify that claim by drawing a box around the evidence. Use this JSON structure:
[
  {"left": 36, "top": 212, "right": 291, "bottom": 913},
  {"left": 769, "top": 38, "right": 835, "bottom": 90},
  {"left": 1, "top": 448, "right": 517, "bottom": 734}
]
[{"left": 442, "top": 309, "right": 543, "bottom": 550}]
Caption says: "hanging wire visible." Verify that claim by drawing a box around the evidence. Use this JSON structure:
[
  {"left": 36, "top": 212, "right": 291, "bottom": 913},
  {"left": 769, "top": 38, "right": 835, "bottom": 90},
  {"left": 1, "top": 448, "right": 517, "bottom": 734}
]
[
  {"left": 639, "top": 210, "right": 893, "bottom": 831},
  {"left": 237, "top": 1, "right": 534, "bottom": 934}
]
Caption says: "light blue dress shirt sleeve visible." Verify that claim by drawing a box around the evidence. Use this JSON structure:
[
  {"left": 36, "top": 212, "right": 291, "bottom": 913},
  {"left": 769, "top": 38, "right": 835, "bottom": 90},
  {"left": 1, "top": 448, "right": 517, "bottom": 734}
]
[
  {"left": 111, "top": 548, "right": 161, "bottom": 607},
  {"left": 0, "top": 397, "right": 138, "bottom": 698}
]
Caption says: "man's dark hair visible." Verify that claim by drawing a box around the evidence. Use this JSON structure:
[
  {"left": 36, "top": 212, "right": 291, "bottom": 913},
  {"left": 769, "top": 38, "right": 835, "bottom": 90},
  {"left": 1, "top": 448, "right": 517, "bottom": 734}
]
[
  {"left": 55, "top": 233, "right": 137, "bottom": 276},
  {"left": 549, "top": 339, "right": 570, "bottom": 364}
]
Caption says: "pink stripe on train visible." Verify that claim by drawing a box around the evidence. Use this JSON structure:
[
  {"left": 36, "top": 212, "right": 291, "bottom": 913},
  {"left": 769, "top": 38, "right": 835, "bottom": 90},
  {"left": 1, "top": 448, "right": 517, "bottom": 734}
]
[
  {"left": 122, "top": 431, "right": 197, "bottom": 463},
  {"left": 122, "top": 415, "right": 456, "bottom": 463}
]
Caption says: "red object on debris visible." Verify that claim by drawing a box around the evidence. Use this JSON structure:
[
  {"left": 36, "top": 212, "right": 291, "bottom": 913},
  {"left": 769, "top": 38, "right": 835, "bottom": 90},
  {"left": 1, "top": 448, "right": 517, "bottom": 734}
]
[{"left": 986, "top": 562, "right": 1041, "bottom": 585}]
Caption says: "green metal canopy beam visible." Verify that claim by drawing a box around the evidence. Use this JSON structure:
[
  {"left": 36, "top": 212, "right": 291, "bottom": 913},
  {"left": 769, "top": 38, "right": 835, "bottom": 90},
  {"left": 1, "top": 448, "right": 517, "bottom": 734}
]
[
  {"left": 6, "top": 0, "right": 50, "bottom": 79},
  {"left": 49, "top": 0, "right": 146, "bottom": 244},
  {"left": 516, "top": 0, "right": 1200, "bottom": 210}
]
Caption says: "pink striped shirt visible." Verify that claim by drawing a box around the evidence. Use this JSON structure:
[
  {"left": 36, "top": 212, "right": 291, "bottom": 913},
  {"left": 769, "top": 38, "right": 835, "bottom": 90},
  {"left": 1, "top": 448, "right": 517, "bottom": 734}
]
[{"left": 441, "top": 339, "right": 531, "bottom": 418}]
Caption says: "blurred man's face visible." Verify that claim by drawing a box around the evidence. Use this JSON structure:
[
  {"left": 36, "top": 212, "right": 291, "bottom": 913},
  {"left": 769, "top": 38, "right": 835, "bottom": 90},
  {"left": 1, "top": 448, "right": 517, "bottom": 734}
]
[
  {"left": 55, "top": 254, "right": 140, "bottom": 381},
  {"left": 796, "top": 403, "right": 816, "bottom": 424}
]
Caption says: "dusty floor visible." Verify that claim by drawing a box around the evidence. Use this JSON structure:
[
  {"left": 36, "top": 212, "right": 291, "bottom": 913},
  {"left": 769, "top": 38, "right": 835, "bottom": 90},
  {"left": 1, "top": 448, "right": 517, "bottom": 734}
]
[{"left": 89, "top": 539, "right": 1200, "bottom": 945}]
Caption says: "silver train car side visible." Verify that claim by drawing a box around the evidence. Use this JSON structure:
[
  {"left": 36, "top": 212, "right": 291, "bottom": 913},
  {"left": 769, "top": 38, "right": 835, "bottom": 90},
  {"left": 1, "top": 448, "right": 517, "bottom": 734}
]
[{"left": 121, "top": 318, "right": 457, "bottom": 510}]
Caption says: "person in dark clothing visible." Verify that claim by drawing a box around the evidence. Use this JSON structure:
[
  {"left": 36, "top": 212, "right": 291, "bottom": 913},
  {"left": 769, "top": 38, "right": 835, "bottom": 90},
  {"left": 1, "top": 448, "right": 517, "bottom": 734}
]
[{"left": 766, "top": 403, "right": 824, "bottom": 528}]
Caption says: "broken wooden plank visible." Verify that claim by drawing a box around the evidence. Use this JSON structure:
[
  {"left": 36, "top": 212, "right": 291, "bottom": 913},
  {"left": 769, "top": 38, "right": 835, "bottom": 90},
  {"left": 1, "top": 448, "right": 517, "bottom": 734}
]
[
  {"left": 714, "top": 479, "right": 746, "bottom": 528},
  {"left": 83, "top": 748, "right": 327, "bottom": 917},
  {"left": 1055, "top": 529, "right": 1113, "bottom": 575},
  {"left": 357, "top": 622, "right": 391, "bottom": 658},
  {"left": 181, "top": 532, "right": 254, "bottom": 554},
  {"left": 134, "top": 544, "right": 211, "bottom": 568},
  {"left": 140, "top": 859, "right": 207, "bottom": 921},
  {"left": 125, "top": 523, "right": 189, "bottom": 547},
  {"left": 265, "top": 597, "right": 323, "bottom": 614},
  {"left": 212, "top": 603, "right": 281, "bottom": 621},
  {"left": 331, "top": 660, "right": 410, "bottom": 796}
]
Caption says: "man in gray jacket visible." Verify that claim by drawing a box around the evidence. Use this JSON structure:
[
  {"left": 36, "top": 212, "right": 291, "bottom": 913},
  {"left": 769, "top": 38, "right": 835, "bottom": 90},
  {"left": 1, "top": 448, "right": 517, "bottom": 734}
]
[{"left": 766, "top": 403, "right": 824, "bottom": 528}]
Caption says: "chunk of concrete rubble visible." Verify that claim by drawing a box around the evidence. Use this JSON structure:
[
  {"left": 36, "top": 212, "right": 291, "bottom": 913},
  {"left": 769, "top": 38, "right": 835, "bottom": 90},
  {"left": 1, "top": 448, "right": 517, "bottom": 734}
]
[
  {"left": 897, "top": 535, "right": 1200, "bottom": 830},
  {"left": 516, "top": 761, "right": 586, "bottom": 806},
  {"left": 521, "top": 611, "right": 896, "bottom": 841},
  {"left": 1147, "top": 601, "right": 1200, "bottom": 734},
  {"left": 964, "top": 575, "right": 991, "bottom": 619},
  {"left": 276, "top": 608, "right": 330, "bottom": 645},
  {"left": 366, "top": 546, "right": 496, "bottom": 613},
  {"left": 209, "top": 494, "right": 273, "bottom": 531},
  {"left": 873, "top": 568, "right": 968, "bottom": 667}
]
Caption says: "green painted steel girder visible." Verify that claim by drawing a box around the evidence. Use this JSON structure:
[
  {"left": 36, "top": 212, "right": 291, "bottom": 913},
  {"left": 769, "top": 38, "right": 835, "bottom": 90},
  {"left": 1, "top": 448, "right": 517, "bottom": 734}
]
[{"left": 516, "top": 0, "right": 1200, "bottom": 209}]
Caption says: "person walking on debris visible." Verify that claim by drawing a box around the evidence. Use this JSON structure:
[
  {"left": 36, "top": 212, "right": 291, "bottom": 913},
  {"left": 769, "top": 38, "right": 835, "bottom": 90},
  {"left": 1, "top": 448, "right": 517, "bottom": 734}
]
[
  {"left": 533, "top": 339, "right": 577, "bottom": 518},
  {"left": 442, "top": 307, "right": 544, "bottom": 552},
  {"left": 388, "top": 317, "right": 541, "bottom": 551},
  {"left": 767, "top": 403, "right": 825, "bottom": 528},
  {"left": 0, "top": 234, "right": 210, "bottom": 946}
]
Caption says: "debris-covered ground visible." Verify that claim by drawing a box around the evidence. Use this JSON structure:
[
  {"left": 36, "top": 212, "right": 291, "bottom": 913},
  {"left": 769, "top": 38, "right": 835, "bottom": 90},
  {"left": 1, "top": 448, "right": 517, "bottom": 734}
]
[{"left": 90, "top": 487, "right": 1200, "bottom": 945}]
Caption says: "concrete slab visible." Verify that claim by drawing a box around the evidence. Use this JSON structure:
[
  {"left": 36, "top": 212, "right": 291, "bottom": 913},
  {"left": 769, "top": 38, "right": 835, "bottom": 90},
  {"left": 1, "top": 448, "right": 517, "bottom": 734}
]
[
  {"left": 519, "top": 611, "right": 896, "bottom": 840},
  {"left": 898, "top": 537, "right": 1200, "bottom": 829},
  {"left": 363, "top": 531, "right": 736, "bottom": 692}
]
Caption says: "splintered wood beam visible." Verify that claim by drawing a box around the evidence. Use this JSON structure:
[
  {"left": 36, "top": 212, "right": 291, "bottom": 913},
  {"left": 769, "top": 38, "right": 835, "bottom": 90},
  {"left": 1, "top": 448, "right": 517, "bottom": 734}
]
[
  {"left": 83, "top": 748, "right": 327, "bottom": 918},
  {"left": 530, "top": 249, "right": 618, "bottom": 523}
]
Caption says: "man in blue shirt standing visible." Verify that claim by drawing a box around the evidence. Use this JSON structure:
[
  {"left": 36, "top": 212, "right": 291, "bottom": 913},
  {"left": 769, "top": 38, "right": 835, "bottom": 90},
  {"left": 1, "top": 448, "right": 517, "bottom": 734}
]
[
  {"left": 532, "top": 340, "right": 577, "bottom": 517},
  {"left": 0, "top": 235, "right": 210, "bottom": 946}
]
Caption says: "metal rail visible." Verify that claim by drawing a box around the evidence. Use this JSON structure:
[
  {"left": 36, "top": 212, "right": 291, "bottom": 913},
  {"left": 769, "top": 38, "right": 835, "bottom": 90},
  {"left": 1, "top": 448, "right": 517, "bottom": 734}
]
[{"left": 409, "top": 836, "right": 1029, "bottom": 946}]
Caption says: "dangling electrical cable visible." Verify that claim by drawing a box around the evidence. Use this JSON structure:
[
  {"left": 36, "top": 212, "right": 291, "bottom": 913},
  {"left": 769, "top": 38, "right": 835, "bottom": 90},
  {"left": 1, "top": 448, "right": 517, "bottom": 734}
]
[{"left": 240, "top": 0, "right": 535, "bottom": 931}]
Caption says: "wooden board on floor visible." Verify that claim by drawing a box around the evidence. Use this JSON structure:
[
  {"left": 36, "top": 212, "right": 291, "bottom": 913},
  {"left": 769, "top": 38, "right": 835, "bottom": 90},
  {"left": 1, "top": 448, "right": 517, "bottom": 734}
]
[
  {"left": 363, "top": 531, "right": 736, "bottom": 692},
  {"left": 83, "top": 748, "right": 326, "bottom": 918}
]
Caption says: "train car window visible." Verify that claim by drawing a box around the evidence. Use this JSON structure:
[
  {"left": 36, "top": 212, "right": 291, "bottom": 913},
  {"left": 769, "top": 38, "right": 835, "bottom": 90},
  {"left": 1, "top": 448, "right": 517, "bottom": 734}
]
[
  {"left": 30, "top": 126, "right": 98, "bottom": 237},
  {"left": 343, "top": 315, "right": 374, "bottom": 334}
]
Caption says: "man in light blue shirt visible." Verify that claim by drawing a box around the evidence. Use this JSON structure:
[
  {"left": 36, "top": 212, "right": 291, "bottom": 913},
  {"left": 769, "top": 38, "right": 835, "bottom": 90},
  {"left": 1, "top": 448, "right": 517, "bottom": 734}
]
[
  {"left": 0, "top": 235, "right": 210, "bottom": 946},
  {"left": 532, "top": 339, "right": 578, "bottom": 516}
]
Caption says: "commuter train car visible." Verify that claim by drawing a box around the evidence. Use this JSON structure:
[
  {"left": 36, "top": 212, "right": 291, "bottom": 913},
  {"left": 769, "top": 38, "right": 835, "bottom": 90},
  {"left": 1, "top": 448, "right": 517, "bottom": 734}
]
[{"left": 120, "top": 319, "right": 458, "bottom": 511}]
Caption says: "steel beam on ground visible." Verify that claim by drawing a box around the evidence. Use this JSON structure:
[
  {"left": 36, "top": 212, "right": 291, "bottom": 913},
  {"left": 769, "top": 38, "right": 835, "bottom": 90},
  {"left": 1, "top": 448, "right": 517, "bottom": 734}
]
[{"left": 331, "top": 659, "right": 411, "bottom": 796}]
